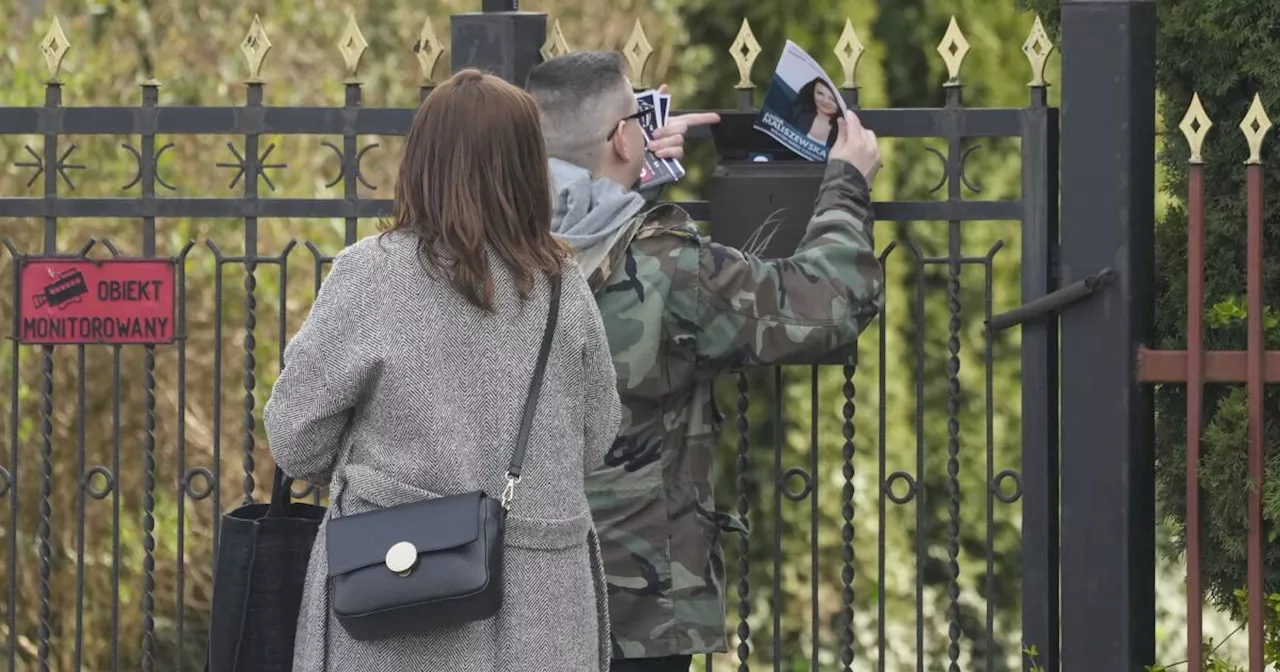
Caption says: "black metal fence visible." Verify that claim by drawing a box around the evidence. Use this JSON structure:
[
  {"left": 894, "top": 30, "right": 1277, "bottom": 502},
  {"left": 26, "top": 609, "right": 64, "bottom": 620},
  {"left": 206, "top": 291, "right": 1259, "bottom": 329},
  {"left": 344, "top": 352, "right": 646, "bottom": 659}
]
[{"left": 0, "top": 4, "right": 1103, "bottom": 671}]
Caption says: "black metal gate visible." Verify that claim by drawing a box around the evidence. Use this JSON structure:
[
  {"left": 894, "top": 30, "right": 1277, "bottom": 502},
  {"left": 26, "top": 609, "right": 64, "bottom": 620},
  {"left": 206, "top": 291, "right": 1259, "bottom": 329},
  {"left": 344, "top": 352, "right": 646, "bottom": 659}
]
[{"left": 0, "top": 6, "right": 1070, "bottom": 671}]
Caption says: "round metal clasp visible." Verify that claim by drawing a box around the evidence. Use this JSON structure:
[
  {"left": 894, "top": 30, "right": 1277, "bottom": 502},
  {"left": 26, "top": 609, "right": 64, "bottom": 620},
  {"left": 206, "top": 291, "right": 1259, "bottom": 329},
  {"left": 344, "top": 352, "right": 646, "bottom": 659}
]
[{"left": 385, "top": 541, "right": 418, "bottom": 577}]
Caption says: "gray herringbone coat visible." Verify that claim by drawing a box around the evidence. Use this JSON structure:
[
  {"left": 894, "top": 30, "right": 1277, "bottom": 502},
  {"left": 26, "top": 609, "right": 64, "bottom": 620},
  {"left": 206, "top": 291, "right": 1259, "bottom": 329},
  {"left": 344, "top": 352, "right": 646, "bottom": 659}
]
[{"left": 264, "top": 232, "right": 620, "bottom": 671}]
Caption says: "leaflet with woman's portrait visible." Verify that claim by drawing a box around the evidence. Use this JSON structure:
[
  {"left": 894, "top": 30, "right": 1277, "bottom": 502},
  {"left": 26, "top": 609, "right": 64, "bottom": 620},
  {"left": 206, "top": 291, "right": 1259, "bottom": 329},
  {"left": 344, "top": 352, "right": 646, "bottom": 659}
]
[{"left": 754, "top": 41, "right": 846, "bottom": 162}]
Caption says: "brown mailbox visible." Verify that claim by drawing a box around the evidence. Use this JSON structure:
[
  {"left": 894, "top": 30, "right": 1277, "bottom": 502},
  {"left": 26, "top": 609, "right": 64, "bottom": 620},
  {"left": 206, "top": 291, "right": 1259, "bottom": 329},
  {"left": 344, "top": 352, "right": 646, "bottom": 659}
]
[
  {"left": 706, "top": 114, "right": 830, "bottom": 259},
  {"left": 708, "top": 160, "right": 827, "bottom": 259}
]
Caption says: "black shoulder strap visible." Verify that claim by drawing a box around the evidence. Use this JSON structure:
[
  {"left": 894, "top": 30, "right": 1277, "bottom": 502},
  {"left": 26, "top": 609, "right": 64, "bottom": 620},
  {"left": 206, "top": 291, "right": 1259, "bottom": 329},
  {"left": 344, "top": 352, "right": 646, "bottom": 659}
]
[{"left": 507, "top": 273, "right": 562, "bottom": 479}]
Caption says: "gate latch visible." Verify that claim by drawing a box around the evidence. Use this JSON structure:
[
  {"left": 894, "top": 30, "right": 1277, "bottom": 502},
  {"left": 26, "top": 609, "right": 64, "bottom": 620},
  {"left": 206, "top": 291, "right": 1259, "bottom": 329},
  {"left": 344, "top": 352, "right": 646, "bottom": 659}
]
[{"left": 986, "top": 267, "right": 1116, "bottom": 333}]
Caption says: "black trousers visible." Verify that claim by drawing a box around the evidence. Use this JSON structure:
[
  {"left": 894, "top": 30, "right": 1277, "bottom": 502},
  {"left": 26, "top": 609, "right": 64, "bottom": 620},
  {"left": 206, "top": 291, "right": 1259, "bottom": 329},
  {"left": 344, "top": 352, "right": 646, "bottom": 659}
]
[{"left": 609, "top": 655, "right": 693, "bottom": 672}]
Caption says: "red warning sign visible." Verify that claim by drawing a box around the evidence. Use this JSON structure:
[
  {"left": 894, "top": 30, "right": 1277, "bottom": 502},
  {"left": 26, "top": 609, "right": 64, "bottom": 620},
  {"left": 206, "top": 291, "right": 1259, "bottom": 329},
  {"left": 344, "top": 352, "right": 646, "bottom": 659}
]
[{"left": 18, "top": 259, "right": 176, "bottom": 345}]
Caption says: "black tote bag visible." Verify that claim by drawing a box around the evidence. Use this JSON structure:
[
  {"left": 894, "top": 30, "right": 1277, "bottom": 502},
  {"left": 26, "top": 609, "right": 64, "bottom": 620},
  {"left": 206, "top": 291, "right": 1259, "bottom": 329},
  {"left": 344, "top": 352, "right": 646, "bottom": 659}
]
[{"left": 206, "top": 467, "right": 326, "bottom": 672}]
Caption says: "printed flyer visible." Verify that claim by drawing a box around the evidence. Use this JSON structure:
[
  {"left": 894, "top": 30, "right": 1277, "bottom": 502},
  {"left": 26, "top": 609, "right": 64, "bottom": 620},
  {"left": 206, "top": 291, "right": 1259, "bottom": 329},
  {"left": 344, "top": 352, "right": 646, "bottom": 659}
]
[
  {"left": 753, "top": 40, "right": 847, "bottom": 162},
  {"left": 634, "top": 89, "right": 686, "bottom": 189}
]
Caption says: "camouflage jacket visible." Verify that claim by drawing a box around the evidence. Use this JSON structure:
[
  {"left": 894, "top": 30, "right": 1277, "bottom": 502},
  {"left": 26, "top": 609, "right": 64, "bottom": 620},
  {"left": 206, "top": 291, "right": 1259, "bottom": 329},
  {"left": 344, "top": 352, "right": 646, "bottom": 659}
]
[{"left": 583, "top": 159, "right": 884, "bottom": 658}]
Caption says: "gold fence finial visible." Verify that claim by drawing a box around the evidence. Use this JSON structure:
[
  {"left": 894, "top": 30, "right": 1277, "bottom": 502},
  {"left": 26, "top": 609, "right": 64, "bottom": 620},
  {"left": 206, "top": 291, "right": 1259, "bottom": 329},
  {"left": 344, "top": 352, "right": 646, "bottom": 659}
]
[
  {"left": 730, "top": 19, "right": 761, "bottom": 89},
  {"left": 1240, "top": 94, "right": 1273, "bottom": 165},
  {"left": 414, "top": 18, "right": 445, "bottom": 85},
  {"left": 936, "top": 16, "right": 970, "bottom": 87},
  {"left": 540, "top": 19, "right": 571, "bottom": 62},
  {"left": 834, "top": 19, "right": 865, "bottom": 89},
  {"left": 624, "top": 20, "right": 654, "bottom": 88},
  {"left": 39, "top": 17, "right": 72, "bottom": 81},
  {"left": 1179, "top": 94, "right": 1212, "bottom": 164},
  {"left": 1022, "top": 16, "right": 1054, "bottom": 87},
  {"left": 241, "top": 15, "right": 272, "bottom": 83},
  {"left": 338, "top": 13, "right": 370, "bottom": 82}
]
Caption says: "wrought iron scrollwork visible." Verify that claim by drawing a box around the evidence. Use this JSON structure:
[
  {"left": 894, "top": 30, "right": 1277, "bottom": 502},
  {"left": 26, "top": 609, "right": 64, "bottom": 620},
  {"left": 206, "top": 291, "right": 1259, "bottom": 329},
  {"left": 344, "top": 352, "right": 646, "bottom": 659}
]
[
  {"left": 16, "top": 144, "right": 43, "bottom": 188},
  {"left": 839, "top": 355, "right": 856, "bottom": 669},
  {"left": 958, "top": 144, "right": 984, "bottom": 193},
  {"left": 120, "top": 143, "right": 142, "bottom": 190},
  {"left": 217, "top": 143, "right": 248, "bottom": 190},
  {"left": 183, "top": 467, "right": 216, "bottom": 500},
  {"left": 154, "top": 143, "right": 177, "bottom": 190},
  {"left": 923, "top": 143, "right": 984, "bottom": 195},
  {"left": 53, "top": 143, "right": 85, "bottom": 190},
  {"left": 945, "top": 236, "right": 963, "bottom": 672},
  {"left": 142, "top": 341, "right": 158, "bottom": 669},
  {"left": 925, "top": 146, "right": 948, "bottom": 194},
  {"left": 217, "top": 142, "right": 287, "bottom": 191},
  {"left": 82, "top": 466, "right": 115, "bottom": 499},
  {"left": 100, "top": 237, "right": 122, "bottom": 257},
  {"left": 781, "top": 467, "right": 814, "bottom": 502},
  {"left": 321, "top": 141, "right": 380, "bottom": 190},
  {"left": 13, "top": 142, "right": 83, "bottom": 190},
  {"left": 992, "top": 469, "right": 1024, "bottom": 504},
  {"left": 120, "top": 142, "right": 177, "bottom": 192},
  {"left": 235, "top": 243, "right": 298, "bottom": 507},
  {"left": 321, "top": 141, "right": 344, "bottom": 188},
  {"left": 243, "top": 256, "right": 258, "bottom": 504},
  {"left": 202, "top": 239, "right": 266, "bottom": 505},
  {"left": 173, "top": 238, "right": 199, "bottom": 664},
  {"left": 354, "top": 143, "right": 379, "bottom": 190},
  {"left": 37, "top": 345, "right": 54, "bottom": 663},
  {"left": 239, "top": 243, "right": 300, "bottom": 505},
  {"left": 883, "top": 471, "right": 917, "bottom": 505}
]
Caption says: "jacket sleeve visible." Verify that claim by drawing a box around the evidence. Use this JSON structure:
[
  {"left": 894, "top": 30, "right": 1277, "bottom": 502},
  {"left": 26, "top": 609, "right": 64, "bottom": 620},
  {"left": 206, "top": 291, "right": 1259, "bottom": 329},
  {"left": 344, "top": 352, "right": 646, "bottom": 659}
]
[
  {"left": 264, "top": 246, "right": 380, "bottom": 486},
  {"left": 579, "top": 278, "right": 622, "bottom": 473},
  {"left": 691, "top": 159, "right": 883, "bottom": 369}
]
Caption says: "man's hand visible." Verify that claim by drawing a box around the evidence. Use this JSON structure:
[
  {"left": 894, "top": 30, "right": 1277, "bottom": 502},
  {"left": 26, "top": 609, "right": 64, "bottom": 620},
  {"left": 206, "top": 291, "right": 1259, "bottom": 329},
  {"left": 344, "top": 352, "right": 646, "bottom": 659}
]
[
  {"left": 649, "top": 83, "right": 721, "bottom": 161},
  {"left": 829, "top": 110, "right": 882, "bottom": 184}
]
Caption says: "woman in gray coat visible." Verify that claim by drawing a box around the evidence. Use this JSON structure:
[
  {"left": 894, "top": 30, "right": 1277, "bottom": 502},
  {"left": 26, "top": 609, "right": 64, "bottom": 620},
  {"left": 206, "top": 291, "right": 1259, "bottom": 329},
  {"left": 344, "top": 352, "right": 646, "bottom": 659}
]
[{"left": 264, "top": 69, "right": 621, "bottom": 671}]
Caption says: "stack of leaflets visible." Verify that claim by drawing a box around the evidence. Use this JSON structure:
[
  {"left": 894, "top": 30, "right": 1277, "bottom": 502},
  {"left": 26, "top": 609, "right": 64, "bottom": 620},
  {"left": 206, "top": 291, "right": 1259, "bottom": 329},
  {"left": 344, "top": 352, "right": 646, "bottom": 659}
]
[
  {"left": 753, "top": 41, "right": 847, "bottom": 162},
  {"left": 634, "top": 89, "right": 686, "bottom": 189}
]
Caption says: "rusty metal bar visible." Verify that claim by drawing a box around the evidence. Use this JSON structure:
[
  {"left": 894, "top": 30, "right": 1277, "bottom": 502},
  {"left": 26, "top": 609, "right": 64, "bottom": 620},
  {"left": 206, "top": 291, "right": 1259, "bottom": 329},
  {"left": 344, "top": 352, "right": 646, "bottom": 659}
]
[
  {"left": 1135, "top": 349, "right": 1280, "bottom": 383},
  {"left": 1245, "top": 162, "right": 1266, "bottom": 672},
  {"left": 1185, "top": 162, "right": 1205, "bottom": 672}
]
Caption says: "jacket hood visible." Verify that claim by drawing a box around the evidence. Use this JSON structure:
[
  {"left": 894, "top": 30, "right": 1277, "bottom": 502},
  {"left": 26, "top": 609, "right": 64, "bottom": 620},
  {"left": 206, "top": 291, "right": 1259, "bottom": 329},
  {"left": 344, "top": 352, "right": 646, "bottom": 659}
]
[{"left": 548, "top": 158, "right": 647, "bottom": 279}]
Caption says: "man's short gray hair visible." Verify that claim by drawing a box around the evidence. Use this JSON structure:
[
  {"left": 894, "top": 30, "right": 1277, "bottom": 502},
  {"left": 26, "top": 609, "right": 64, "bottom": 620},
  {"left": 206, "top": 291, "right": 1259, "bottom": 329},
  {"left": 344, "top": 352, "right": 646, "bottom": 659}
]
[{"left": 526, "top": 51, "right": 635, "bottom": 171}]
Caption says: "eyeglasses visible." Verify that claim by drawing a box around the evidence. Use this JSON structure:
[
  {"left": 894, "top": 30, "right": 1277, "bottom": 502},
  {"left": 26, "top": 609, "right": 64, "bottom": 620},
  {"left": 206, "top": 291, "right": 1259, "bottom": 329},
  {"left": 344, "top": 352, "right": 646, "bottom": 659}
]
[{"left": 606, "top": 104, "right": 656, "bottom": 141}]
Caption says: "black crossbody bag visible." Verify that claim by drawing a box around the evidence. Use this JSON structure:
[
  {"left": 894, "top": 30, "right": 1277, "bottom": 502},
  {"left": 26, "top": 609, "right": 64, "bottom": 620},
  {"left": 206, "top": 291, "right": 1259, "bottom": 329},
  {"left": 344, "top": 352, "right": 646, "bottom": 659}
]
[{"left": 324, "top": 274, "right": 562, "bottom": 641}]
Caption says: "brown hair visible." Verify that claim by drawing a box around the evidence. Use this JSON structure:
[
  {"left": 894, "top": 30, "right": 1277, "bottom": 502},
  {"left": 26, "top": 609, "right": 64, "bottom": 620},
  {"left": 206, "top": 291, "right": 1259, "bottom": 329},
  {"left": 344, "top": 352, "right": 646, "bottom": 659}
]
[{"left": 387, "top": 69, "right": 567, "bottom": 312}]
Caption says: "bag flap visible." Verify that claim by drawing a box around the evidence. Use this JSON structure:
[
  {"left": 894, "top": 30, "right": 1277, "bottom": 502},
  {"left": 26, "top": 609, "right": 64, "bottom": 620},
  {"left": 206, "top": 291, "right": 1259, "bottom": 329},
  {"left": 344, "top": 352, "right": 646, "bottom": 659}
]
[{"left": 326, "top": 490, "right": 485, "bottom": 577}]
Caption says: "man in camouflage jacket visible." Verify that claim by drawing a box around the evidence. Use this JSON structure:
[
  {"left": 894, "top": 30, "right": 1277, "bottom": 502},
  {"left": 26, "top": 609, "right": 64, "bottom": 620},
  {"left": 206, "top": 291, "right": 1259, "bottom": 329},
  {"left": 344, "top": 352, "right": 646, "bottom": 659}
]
[{"left": 528, "top": 52, "right": 884, "bottom": 671}]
